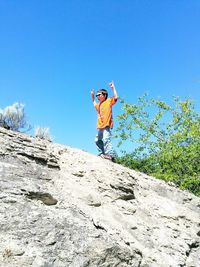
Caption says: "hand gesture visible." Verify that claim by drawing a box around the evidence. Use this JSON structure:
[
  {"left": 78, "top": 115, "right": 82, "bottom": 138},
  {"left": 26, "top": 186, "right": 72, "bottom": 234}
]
[
  {"left": 109, "top": 80, "right": 118, "bottom": 99},
  {"left": 90, "top": 89, "right": 95, "bottom": 96},
  {"left": 109, "top": 81, "right": 115, "bottom": 89}
]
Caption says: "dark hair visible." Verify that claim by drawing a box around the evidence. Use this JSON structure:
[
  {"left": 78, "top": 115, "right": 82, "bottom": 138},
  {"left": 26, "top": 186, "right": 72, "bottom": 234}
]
[{"left": 97, "top": 89, "right": 108, "bottom": 99}]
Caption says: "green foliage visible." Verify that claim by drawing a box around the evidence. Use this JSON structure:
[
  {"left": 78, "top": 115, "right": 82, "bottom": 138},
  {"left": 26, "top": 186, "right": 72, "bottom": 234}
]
[
  {"left": 180, "top": 176, "right": 200, "bottom": 196},
  {"left": 115, "top": 95, "right": 200, "bottom": 196}
]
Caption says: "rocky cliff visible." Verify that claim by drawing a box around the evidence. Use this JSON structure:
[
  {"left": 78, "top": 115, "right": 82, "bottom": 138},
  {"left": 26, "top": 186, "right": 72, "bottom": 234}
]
[{"left": 0, "top": 127, "right": 199, "bottom": 267}]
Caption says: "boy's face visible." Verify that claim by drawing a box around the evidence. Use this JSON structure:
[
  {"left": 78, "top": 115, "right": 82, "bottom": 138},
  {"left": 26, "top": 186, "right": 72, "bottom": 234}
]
[{"left": 96, "top": 93, "right": 106, "bottom": 103}]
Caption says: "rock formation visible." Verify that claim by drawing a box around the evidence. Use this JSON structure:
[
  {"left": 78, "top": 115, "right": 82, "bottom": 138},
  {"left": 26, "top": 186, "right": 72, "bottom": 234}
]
[{"left": 0, "top": 127, "right": 199, "bottom": 267}]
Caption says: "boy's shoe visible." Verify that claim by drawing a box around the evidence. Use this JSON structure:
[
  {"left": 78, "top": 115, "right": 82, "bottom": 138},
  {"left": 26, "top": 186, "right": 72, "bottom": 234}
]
[{"left": 100, "top": 154, "right": 113, "bottom": 161}]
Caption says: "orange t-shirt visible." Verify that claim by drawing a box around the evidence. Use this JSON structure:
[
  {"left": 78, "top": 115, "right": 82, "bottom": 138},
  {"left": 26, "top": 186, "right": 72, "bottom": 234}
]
[{"left": 94, "top": 97, "right": 117, "bottom": 129}]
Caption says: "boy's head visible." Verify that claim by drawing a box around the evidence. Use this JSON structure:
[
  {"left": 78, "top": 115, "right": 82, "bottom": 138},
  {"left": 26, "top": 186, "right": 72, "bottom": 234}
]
[{"left": 96, "top": 89, "right": 108, "bottom": 100}]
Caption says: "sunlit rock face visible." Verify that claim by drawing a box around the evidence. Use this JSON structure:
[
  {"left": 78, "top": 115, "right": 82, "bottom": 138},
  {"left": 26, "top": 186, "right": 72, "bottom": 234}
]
[{"left": 0, "top": 127, "right": 199, "bottom": 267}]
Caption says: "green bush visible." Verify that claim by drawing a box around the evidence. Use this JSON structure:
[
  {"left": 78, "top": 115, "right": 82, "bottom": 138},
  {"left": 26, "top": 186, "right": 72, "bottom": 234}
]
[{"left": 115, "top": 95, "right": 200, "bottom": 196}]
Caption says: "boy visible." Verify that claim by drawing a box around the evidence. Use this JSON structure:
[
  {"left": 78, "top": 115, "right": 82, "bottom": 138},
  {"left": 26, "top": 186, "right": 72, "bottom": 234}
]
[{"left": 90, "top": 81, "right": 118, "bottom": 160}]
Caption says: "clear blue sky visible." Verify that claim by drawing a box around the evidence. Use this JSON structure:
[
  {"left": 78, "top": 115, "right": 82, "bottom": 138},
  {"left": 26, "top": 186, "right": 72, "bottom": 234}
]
[{"left": 0, "top": 0, "right": 199, "bottom": 155}]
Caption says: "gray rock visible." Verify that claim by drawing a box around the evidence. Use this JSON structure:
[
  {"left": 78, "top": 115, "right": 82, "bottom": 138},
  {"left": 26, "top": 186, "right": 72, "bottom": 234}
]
[{"left": 0, "top": 127, "right": 199, "bottom": 267}]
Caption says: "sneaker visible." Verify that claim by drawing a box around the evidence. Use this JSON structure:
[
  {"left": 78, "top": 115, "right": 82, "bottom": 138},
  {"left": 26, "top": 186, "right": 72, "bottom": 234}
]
[{"left": 100, "top": 154, "right": 113, "bottom": 161}]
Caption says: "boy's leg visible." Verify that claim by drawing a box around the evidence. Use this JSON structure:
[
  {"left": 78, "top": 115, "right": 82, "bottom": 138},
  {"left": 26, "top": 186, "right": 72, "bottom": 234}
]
[
  {"left": 102, "top": 127, "right": 114, "bottom": 157},
  {"left": 95, "top": 129, "right": 104, "bottom": 155}
]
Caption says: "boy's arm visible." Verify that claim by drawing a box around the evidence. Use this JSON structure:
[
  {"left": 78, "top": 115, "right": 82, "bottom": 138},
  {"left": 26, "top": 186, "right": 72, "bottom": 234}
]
[
  {"left": 109, "top": 81, "right": 118, "bottom": 100},
  {"left": 90, "top": 89, "right": 97, "bottom": 105}
]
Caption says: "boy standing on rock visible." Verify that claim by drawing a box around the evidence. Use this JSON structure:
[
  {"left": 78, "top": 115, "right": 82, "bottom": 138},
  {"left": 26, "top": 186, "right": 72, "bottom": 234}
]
[{"left": 90, "top": 81, "right": 118, "bottom": 160}]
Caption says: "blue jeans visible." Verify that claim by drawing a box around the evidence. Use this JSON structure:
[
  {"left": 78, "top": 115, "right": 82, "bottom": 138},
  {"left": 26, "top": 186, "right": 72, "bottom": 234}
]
[{"left": 95, "top": 127, "right": 114, "bottom": 156}]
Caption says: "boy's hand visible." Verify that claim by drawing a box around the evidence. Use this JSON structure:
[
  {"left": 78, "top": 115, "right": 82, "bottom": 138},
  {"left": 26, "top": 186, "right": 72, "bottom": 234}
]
[
  {"left": 109, "top": 80, "right": 118, "bottom": 99},
  {"left": 109, "top": 81, "right": 115, "bottom": 89},
  {"left": 90, "top": 89, "right": 96, "bottom": 104},
  {"left": 90, "top": 89, "right": 95, "bottom": 96}
]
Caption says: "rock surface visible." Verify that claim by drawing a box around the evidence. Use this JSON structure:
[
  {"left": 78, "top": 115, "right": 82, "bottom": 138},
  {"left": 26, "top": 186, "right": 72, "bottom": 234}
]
[{"left": 0, "top": 127, "right": 199, "bottom": 267}]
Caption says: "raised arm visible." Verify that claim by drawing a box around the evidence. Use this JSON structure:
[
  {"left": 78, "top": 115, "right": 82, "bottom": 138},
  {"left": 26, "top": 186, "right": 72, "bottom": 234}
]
[
  {"left": 90, "top": 89, "right": 97, "bottom": 105},
  {"left": 109, "top": 81, "right": 118, "bottom": 100}
]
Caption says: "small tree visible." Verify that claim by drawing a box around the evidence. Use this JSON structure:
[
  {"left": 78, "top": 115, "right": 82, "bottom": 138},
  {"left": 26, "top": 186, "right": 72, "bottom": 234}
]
[
  {"left": 115, "top": 95, "right": 200, "bottom": 196},
  {"left": 0, "top": 103, "right": 31, "bottom": 132}
]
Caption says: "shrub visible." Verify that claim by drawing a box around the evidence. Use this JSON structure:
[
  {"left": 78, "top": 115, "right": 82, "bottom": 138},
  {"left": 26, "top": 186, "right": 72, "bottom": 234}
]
[
  {"left": 115, "top": 95, "right": 200, "bottom": 196},
  {"left": 0, "top": 103, "right": 31, "bottom": 131},
  {"left": 35, "top": 127, "right": 52, "bottom": 142}
]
